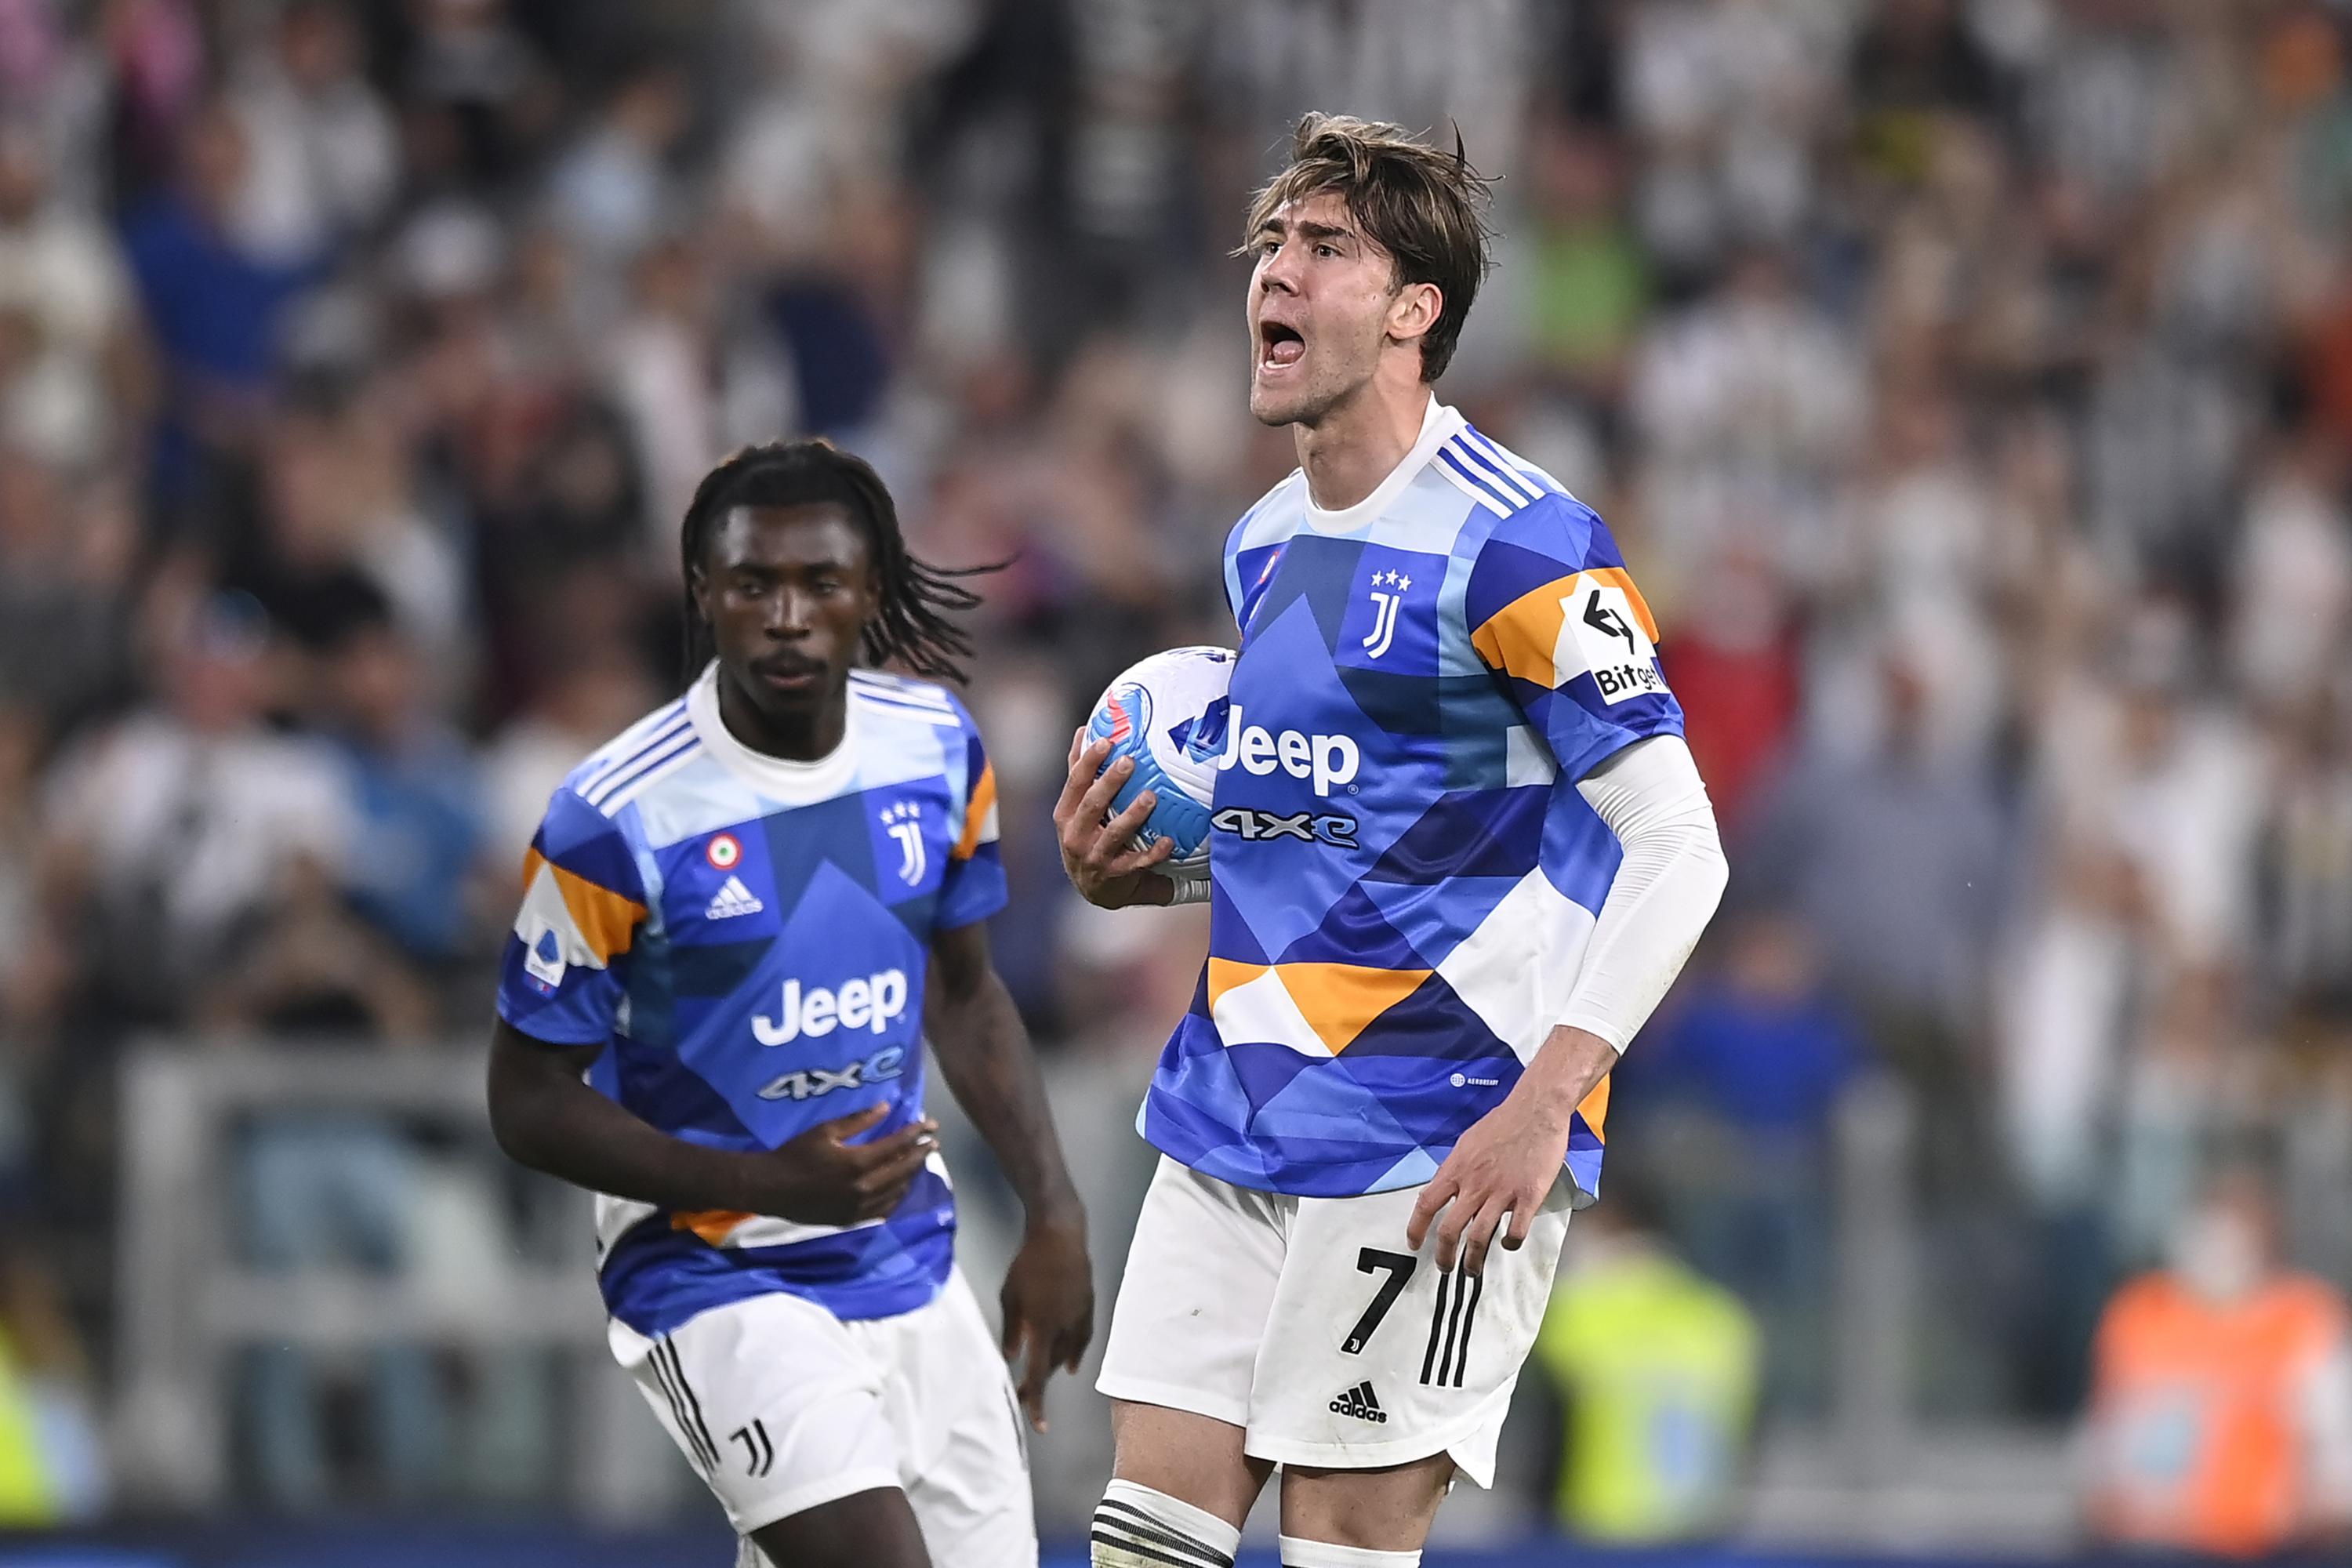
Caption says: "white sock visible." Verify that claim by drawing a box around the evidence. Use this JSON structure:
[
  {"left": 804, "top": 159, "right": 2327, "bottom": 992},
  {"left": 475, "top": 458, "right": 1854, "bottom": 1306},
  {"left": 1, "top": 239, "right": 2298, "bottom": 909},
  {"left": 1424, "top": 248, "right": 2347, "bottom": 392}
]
[
  {"left": 1092, "top": 1479, "right": 1243, "bottom": 1568},
  {"left": 1277, "top": 1537, "right": 1421, "bottom": 1568}
]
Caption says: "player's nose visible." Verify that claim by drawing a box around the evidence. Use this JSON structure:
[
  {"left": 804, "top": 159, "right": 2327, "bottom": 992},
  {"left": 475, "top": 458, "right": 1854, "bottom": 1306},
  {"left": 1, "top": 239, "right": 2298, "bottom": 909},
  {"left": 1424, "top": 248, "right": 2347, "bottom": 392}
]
[
  {"left": 767, "top": 586, "right": 813, "bottom": 637},
  {"left": 1257, "top": 243, "right": 1302, "bottom": 294}
]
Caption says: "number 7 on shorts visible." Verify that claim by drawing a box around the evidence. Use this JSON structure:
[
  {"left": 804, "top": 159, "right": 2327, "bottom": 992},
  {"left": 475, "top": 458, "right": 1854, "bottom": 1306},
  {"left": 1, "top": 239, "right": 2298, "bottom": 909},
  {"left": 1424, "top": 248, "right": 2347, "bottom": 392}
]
[{"left": 1342, "top": 1247, "right": 1417, "bottom": 1355}]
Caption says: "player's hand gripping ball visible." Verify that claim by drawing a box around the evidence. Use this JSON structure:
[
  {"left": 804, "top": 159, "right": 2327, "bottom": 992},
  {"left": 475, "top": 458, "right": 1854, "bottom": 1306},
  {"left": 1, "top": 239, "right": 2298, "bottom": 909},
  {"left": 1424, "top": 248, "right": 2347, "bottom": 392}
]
[{"left": 1084, "top": 646, "right": 1235, "bottom": 891}]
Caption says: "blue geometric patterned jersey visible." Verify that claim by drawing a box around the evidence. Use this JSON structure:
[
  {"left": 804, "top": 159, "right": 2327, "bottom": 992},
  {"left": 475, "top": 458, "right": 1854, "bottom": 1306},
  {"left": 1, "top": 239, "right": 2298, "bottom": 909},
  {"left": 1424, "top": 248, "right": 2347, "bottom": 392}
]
[
  {"left": 1143, "top": 401, "right": 1683, "bottom": 1203},
  {"left": 497, "top": 665, "right": 1004, "bottom": 1335}
]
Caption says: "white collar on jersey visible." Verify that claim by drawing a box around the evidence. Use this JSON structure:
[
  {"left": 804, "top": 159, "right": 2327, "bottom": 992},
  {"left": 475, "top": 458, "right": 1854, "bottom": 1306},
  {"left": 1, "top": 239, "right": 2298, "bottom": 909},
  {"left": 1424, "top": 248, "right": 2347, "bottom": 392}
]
[
  {"left": 1301, "top": 394, "right": 1461, "bottom": 535},
  {"left": 687, "top": 660, "right": 863, "bottom": 804}
]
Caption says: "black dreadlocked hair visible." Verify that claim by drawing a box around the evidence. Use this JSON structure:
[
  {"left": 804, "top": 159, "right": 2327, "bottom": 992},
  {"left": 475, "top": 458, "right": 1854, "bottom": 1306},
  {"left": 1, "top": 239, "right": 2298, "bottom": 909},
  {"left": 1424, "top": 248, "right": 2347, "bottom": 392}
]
[{"left": 678, "top": 439, "right": 993, "bottom": 686}]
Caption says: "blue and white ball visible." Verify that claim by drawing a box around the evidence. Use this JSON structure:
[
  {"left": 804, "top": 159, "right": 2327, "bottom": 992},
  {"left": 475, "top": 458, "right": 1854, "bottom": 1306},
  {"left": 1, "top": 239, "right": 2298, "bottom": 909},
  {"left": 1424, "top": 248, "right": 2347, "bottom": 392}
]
[{"left": 1085, "top": 645, "right": 1236, "bottom": 881}]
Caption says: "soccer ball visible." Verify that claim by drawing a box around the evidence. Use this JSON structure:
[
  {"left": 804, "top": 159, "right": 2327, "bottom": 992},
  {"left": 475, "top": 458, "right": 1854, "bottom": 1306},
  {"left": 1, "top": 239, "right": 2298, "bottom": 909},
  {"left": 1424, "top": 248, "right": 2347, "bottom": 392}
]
[{"left": 1085, "top": 645, "right": 1236, "bottom": 883}]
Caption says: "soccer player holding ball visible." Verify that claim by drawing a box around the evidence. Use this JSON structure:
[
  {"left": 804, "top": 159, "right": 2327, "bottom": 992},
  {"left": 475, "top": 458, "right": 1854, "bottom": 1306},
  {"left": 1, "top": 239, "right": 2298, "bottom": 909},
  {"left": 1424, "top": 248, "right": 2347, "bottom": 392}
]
[
  {"left": 490, "top": 441, "right": 1091, "bottom": 1568},
  {"left": 1057, "top": 117, "right": 1730, "bottom": 1568}
]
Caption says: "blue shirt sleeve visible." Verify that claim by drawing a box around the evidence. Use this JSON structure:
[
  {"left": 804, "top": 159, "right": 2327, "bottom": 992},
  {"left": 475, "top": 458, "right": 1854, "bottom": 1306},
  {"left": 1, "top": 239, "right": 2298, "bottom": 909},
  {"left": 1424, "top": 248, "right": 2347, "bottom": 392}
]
[
  {"left": 934, "top": 702, "right": 1008, "bottom": 931},
  {"left": 1464, "top": 495, "right": 1685, "bottom": 782},
  {"left": 495, "top": 786, "right": 649, "bottom": 1047}
]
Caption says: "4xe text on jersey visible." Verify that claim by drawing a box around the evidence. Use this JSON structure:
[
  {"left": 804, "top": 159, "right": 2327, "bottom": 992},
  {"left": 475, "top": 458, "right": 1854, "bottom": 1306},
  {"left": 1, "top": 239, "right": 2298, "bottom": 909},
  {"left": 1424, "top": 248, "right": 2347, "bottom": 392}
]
[
  {"left": 758, "top": 1046, "right": 906, "bottom": 1102},
  {"left": 1213, "top": 705, "right": 1360, "bottom": 797},
  {"left": 1212, "top": 807, "right": 1358, "bottom": 847},
  {"left": 751, "top": 969, "right": 909, "bottom": 1045}
]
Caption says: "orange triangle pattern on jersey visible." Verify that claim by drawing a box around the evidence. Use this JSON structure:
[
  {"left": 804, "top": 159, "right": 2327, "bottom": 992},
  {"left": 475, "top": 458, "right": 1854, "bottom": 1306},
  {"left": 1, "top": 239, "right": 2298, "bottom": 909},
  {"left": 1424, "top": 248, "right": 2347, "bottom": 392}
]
[
  {"left": 1205, "top": 957, "right": 1269, "bottom": 1002},
  {"left": 1577, "top": 1073, "right": 1610, "bottom": 1144},
  {"left": 521, "top": 847, "right": 646, "bottom": 964},
  {"left": 1207, "top": 957, "right": 1432, "bottom": 1054},
  {"left": 671, "top": 1209, "right": 750, "bottom": 1247},
  {"left": 1279, "top": 963, "right": 1435, "bottom": 1053},
  {"left": 1209, "top": 956, "right": 1613, "bottom": 1133}
]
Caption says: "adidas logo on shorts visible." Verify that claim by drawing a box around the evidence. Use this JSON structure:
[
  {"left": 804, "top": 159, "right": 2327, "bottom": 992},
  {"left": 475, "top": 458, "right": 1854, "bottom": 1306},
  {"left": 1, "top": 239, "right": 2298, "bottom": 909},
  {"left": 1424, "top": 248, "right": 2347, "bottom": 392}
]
[
  {"left": 705, "top": 875, "right": 764, "bottom": 919},
  {"left": 1327, "top": 1380, "right": 1387, "bottom": 1424}
]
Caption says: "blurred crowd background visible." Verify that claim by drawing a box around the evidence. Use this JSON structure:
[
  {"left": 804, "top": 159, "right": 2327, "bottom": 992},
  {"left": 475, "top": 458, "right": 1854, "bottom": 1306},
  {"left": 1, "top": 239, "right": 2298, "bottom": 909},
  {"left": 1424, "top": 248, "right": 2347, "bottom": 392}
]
[{"left": 4, "top": 0, "right": 2352, "bottom": 1558}]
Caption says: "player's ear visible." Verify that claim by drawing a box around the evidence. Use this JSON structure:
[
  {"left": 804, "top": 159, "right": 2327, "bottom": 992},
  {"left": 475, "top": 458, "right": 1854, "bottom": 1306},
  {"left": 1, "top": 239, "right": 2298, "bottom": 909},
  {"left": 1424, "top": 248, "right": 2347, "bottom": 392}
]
[{"left": 1388, "top": 280, "right": 1443, "bottom": 349}]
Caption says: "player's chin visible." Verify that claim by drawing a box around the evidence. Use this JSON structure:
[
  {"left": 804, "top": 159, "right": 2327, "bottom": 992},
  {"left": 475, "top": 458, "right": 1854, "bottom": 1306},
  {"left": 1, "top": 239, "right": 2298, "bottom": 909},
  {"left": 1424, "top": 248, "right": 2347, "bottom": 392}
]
[{"left": 1248, "top": 378, "right": 1317, "bottom": 427}]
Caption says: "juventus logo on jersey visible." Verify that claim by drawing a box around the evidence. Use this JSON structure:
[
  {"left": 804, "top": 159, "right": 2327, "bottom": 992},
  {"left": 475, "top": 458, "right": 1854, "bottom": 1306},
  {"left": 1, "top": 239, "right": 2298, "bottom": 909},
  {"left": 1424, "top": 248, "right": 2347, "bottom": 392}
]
[
  {"left": 1362, "top": 569, "right": 1412, "bottom": 659},
  {"left": 879, "top": 800, "right": 925, "bottom": 885}
]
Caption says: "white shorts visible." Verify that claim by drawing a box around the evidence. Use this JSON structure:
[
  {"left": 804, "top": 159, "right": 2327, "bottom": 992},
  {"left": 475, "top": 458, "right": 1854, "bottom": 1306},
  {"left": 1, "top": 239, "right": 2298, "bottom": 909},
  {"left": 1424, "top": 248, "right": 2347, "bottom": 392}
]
[
  {"left": 610, "top": 1268, "right": 1035, "bottom": 1567},
  {"left": 1097, "top": 1156, "right": 1572, "bottom": 1488}
]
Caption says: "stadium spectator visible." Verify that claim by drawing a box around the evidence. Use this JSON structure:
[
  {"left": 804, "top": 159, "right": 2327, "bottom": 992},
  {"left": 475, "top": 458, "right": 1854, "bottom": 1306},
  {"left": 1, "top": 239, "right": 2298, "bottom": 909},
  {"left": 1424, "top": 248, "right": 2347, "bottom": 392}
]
[
  {"left": 183, "top": 386, "right": 468, "bottom": 674},
  {"left": 1521, "top": 122, "right": 1649, "bottom": 403},
  {"left": 2000, "top": 607, "right": 2266, "bottom": 1214},
  {"left": 1653, "top": 536, "right": 1799, "bottom": 837},
  {"left": 2263, "top": 684, "right": 2352, "bottom": 1011},
  {"left": 2082, "top": 1166, "right": 2352, "bottom": 1559},
  {"left": 2230, "top": 421, "right": 2352, "bottom": 714},
  {"left": 1620, "top": 910, "right": 1864, "bottom": 1413},
  {"left": 1743, "top": 646, "right": 2009, "bottom": 1089},
  {"left": 1628, "top": 247, "right": 1865, "bottom": 593},
  {"left": 0, "top": 446, "right": 133, "bottom": 733},
  {"left": 118, "top": 99, "right": 326, "bottom": 477},
  {"left": 546, "top": 60, "right": 690, "bottom": 311},
  {"left": 311, "top": 591, "right": 494, "bottom": 986},
  {"left": 0, "top": 1247, "right": 107, "bottom": 1523},
  {"left": 601, "top": 232, "right": 793, "bottom": 557},
  {"left": 92, "top": 0, "right": 209, "bottom": 199},
  {"left": 35, "top": 591, "right": 348, "bottom": 1029},
  {"left": 223, "top": 0, "right": 401, "bottom": 260},
  {"left": 0, "top": 702, "right": 50, "bottom": 1204},
  {"left": 0, "top": 118, "right": 151, "bottom": 471},
  {"left": 1531, "top": 1187, "right": 1761, "bottom": 1544},
  {"left": 397, "top": 0, "right": 552, "bottom": 193}
]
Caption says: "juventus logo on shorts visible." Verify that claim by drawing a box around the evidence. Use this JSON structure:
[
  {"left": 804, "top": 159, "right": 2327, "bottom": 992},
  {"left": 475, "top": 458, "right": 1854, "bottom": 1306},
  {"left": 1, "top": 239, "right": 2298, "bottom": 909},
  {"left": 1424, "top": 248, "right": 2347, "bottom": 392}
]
[
  {"left": 729, "top": 1418, "right": 775, "bottom": 1478},
  {"left": 1420, "top": 1268, "right": 1483, "bottom": 1388}
]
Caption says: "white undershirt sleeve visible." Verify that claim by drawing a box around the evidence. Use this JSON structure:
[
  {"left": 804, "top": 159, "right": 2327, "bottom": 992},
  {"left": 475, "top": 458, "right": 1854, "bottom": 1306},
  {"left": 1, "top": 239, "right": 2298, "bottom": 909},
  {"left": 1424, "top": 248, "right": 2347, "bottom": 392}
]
[{"left": 1556, "top": 735, "right": 1729, "bottom": 1051}]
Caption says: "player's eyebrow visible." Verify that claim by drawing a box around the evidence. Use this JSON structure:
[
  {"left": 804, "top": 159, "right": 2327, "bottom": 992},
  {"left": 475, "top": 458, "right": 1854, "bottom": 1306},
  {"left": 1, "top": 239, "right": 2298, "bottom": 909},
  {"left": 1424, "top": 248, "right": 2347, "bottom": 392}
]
[{"left": 1256, "top": 216, "right": 1359, "bottom": 248}]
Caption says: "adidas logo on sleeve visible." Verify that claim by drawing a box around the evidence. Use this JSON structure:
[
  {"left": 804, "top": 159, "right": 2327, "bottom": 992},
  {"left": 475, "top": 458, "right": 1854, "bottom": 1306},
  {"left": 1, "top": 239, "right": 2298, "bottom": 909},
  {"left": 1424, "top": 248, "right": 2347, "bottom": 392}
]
[
  {"left": 1327, "top": 1381, "right": 1387, "bottom": 1424},
  {"left": 705, "top": 875, "right": 764, "bottom": 919}
]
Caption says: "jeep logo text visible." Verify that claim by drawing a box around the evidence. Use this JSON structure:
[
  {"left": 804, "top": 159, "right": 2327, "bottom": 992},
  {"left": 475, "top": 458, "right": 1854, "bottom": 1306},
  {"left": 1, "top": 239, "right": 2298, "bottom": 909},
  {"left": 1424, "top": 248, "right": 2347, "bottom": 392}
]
[
  {"left": 1213, "top": 705, "right": 1359, "bottom": 797},
  {"left": 752, "top": 970, "right": 908, "bottom": 1046}
]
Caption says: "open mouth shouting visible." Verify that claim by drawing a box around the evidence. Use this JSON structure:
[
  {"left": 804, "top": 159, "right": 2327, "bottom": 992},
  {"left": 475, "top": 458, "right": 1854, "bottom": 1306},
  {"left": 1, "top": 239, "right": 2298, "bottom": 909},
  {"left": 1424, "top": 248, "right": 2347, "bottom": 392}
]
[{"left": 1257, "top": 316, "right": 1306, "bottom": 376}]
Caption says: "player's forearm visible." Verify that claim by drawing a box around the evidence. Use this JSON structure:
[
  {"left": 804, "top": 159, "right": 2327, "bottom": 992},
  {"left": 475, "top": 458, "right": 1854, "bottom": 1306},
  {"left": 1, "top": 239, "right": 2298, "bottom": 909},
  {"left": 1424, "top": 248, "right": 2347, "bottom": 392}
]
[
  {"left": 926, "top": 976, "right": 1084, "bottom": 1227},
  {"left": 1559, "top": 735, "right": 1728, "bottom": 1051},
  {"left": 503, "top": 1100, "right": 763, "bottom": 1213},
  {"left": 1514, "top": 1024, "right": 1620, "bottom": 1128},
  {"left": 488, "top": 1027, "right": 767, "bottom": 1213}
]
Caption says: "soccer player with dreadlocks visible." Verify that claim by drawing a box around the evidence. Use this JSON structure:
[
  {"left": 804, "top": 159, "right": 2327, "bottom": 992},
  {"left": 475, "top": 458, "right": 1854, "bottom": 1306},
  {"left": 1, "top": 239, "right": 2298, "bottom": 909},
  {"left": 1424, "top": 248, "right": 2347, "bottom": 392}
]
[{"left": 488, "top": 439, "right": 1092, "bottom": 1568}]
